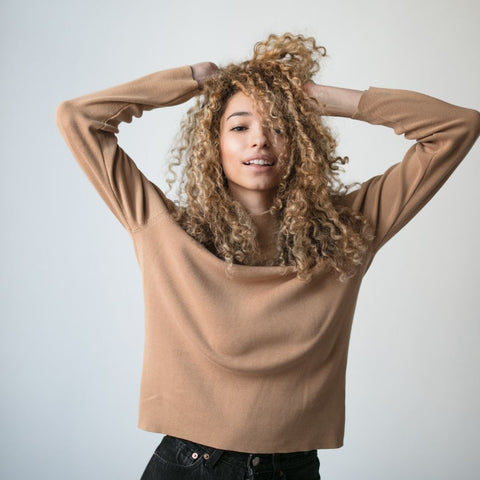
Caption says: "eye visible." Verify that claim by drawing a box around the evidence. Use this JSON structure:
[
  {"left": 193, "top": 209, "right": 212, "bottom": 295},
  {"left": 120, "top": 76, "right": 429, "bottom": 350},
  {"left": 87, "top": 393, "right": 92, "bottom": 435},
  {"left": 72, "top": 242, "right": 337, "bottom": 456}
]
[{"left": 231, "top": 125, "right": 247, "bottom": 132}]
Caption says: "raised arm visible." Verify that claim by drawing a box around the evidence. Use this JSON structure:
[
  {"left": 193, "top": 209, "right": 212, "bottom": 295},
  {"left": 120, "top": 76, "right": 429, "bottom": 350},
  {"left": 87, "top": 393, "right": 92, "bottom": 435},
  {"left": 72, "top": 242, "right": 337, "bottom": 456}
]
[
  {"left": 55, "top": 66, "right": 201, "bottom": 232},
  {"left": 307, "top": 83, "right": 480, "bottom": 256},
  {"left": 304, "top": 82, "right": 363, "bottom": 118}
]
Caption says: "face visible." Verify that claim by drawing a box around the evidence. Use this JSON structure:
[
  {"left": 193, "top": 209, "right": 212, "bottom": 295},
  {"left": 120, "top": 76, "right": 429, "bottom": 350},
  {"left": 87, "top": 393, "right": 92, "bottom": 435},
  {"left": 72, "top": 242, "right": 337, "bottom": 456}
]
[{"left": 219, "top": 91, "right": 286, "bottom": 202}]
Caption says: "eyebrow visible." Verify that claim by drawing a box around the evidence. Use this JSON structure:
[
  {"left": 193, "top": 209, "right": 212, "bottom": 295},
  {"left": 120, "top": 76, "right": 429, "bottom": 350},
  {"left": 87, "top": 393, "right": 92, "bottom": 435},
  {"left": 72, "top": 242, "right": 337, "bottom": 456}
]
[{"left": 226, "top": 111, "right": 252, "bottom": 121}]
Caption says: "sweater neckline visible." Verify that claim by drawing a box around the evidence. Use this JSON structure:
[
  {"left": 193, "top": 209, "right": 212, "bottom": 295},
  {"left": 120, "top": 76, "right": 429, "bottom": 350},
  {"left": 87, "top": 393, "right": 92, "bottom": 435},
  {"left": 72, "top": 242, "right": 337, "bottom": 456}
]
[{"left": 154, "top": 209, "right": 312, "bottom": 280}]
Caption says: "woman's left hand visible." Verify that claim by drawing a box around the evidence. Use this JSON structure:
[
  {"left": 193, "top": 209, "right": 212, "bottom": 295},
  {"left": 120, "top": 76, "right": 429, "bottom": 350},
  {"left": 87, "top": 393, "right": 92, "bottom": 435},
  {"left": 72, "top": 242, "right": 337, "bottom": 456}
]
[{"left": 191, "top": 62, "right": 219, "bottom": 89}]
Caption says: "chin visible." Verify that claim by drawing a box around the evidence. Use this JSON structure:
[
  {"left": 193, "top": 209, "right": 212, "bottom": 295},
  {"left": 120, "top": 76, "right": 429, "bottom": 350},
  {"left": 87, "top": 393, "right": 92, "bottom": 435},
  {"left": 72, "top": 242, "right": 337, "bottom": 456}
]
[{"left": 242, "top": 179, "right": 281, "bottom": 190}]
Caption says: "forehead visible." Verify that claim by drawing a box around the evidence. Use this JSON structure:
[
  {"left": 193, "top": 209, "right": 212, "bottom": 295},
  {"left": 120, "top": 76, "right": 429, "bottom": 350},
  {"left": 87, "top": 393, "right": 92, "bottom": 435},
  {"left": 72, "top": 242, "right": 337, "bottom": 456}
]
[{"left": 222, "top": 91, "right": 257, "bottom": 120}]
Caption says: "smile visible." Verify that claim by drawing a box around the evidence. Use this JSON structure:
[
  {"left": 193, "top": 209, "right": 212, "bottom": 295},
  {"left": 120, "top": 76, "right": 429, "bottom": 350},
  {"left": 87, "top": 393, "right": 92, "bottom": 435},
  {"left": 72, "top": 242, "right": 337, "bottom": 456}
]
[{"left": 243, "top": 158, "right": 274, "bottom": 166}]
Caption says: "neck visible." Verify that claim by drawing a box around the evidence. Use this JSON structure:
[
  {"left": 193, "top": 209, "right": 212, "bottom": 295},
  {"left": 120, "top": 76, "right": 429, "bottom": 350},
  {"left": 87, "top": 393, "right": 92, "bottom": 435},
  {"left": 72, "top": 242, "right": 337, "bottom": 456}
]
[
  {"left": 226, "top": 185, "right": 279, "bottom": 257},
  {"left": 228, "top": 185, "right": 276, "bottom": 216},
  {"left": 251, "top": 210, "right": 278, "bottom": 262}
]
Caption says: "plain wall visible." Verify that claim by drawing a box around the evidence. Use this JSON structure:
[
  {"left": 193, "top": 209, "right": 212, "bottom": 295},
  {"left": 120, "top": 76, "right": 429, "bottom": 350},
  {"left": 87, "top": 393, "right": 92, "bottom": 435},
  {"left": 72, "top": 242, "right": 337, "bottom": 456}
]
[{"left": 1, "top": 0, "right": 479, "bottom": 478}]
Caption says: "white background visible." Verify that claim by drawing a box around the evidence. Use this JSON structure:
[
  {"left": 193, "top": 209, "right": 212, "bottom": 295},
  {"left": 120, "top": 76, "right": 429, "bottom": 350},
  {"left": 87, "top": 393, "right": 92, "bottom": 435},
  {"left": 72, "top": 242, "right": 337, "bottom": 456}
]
[{"left": 1, "top": 0, "right": 479, "bottom": 478}]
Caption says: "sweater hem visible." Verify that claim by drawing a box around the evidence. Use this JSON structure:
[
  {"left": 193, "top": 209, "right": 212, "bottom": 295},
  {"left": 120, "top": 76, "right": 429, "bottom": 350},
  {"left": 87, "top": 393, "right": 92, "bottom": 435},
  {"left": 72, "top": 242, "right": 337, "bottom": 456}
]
[{"left": 137, "top": 421, "right": 344, "bottom": 453}]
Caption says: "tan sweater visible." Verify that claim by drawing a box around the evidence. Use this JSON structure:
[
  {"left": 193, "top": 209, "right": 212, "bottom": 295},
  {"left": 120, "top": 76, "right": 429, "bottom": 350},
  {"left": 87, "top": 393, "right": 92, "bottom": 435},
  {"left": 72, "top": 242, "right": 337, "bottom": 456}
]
[{"left": 55, "top": 66, "right": 480, "bottom": 453}]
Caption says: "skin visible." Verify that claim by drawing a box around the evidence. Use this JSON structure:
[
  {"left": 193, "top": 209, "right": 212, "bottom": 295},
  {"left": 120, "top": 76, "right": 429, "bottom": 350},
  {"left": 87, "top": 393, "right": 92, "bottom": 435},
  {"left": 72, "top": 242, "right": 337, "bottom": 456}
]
[
  {"left": 219, "top": 91, "right": 287, "bottom": 215},
  {"left": 191, "top": 64, "right": 362, "bottom": 216},
  {"left": 190, "top": 62, "right": 363, "bottom": 256},
  {"left": 190, "top": 62, "right": 218, "bottom": 89}
]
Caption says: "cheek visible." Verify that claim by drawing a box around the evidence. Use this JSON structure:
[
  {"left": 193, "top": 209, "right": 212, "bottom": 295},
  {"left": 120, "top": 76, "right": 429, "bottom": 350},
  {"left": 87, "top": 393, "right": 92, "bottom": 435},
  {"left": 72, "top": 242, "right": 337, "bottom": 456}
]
[
  {"left": 219, "top": 135, "right": 240, "bottom": 166},
  {"left": 274, "top": 139, "right": 288, "bottom": 166},
  {"left": 219, "top": 141, "right": 228, "bottom": 171},
  {"left": 275, "top": 135, "right": 287, "bottom": 152},
  {"left": 219, "top": 129, "right": 227, "bottom": 156},
  {"left": 219, "top": 139, "right": 233, "bottom": 176}
]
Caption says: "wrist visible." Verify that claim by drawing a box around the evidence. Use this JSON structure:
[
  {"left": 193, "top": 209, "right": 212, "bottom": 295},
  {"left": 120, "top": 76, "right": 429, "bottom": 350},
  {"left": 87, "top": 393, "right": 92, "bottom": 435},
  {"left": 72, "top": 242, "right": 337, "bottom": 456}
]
[{"left": 305, "top": 83, "right": 363, "bottom": 118}]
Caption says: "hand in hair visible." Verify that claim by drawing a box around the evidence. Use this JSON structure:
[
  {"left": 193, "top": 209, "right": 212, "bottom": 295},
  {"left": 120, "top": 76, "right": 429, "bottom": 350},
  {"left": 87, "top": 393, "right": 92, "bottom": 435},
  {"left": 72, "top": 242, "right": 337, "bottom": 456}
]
[
  {"left": 191, "top": 62, "right": 219, "bottom": 89},
  {"left": 172, "top": 34, "right": 372, "bottom": 280},
  {"left": 304, "top": 81, "right": 362, "bottom": 118}
]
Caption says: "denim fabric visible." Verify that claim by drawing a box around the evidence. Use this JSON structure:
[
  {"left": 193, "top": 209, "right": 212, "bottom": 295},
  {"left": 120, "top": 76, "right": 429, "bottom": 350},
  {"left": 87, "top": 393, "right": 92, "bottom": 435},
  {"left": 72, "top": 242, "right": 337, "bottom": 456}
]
[{"left": 140, "top": 435, "right": 321, "bottom": 480}]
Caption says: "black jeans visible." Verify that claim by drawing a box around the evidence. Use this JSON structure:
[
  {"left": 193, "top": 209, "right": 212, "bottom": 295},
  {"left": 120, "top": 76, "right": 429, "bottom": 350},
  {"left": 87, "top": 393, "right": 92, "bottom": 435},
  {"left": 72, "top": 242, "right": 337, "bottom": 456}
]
[{"left": 140, "top": 435, "right": 321, "bottom": 480}]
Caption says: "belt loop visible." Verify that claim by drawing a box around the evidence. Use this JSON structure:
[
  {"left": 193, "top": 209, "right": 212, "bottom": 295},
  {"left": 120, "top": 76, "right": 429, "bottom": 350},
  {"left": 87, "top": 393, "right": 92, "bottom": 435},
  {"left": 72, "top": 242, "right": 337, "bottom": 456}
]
[
  {"left": 246, "top": 453, "right": 255, "bottom": 480},
  {"left": 272, "top": 453, "right": 280, "bottom": 476},
  {"left": 203, "top": 448, "right": 225, "bottom": 470}
]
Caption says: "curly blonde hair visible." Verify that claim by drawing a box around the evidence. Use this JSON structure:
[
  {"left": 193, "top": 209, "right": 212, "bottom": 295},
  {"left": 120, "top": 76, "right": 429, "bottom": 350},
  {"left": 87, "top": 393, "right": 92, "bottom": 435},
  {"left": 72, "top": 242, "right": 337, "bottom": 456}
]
[{"left": 165, "top": 33, "right": 373, "bottom": 281}]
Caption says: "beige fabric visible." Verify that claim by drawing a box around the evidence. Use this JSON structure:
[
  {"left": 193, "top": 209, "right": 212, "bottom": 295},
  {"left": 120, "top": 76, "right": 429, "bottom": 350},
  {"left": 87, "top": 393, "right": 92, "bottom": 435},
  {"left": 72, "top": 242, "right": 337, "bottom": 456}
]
[{"left": 56, "top": 65, "right": 480, "bottom": 453}]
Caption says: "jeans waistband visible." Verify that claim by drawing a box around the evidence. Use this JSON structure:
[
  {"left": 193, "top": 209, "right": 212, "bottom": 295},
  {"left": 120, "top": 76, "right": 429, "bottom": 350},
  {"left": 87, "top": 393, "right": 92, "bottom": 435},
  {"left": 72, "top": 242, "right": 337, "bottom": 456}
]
[{"left": 167, "top": 435, "right": 318, "bottom": 471}]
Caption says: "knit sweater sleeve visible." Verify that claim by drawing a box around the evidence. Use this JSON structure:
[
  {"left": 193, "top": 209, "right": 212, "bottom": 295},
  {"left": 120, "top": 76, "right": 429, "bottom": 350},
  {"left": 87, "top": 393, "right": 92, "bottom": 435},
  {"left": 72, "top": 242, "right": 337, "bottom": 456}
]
[
  {"left": 346, "top": 87, "right": 480, "bottom": 253},
  {"left": 55, "top": 66, "right": 200, "bottom": 232}
]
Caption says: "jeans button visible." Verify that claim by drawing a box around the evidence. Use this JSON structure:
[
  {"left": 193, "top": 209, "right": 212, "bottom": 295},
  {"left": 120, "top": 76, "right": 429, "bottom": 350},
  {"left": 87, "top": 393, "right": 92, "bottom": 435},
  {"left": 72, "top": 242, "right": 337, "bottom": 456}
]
[
  {"left": 192, "top": 452, "right": 199, "bottom": 459},
  {"left": 252, "top": 456, "right": 260, "bottom": 466}
]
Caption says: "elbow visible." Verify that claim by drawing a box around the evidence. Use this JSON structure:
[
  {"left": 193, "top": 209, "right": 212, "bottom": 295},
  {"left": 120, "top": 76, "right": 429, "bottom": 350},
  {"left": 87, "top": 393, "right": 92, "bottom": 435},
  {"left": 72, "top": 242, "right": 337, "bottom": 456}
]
[
  {"left": 461, "top": 108, "right": 480, "bottom": 143},
  {"left": 55, "top": 99, "right": 87, "bottom": 137},
  {"left": 55, "top": 100, "right": 76, "bottom": 132},
  {"left": 469, "top": 109, "right": 480, "bottom": 140},
  {"left": 449, "top": 108, "right": 480, "bottom": 153}
]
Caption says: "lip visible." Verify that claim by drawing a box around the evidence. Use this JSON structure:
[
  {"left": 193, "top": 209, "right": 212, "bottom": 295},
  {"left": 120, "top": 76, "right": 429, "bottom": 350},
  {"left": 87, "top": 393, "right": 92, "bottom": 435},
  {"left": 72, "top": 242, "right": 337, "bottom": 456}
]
[{"left": 242, "top": 154, "right": 276, "bottom": 166}]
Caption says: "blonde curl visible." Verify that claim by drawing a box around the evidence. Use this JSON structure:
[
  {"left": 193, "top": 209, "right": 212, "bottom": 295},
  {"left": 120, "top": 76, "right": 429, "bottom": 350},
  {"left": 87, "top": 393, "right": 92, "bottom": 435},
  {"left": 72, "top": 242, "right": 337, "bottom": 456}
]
[{"left": 165, "top": 33, "right": 373, "bottom": 282}]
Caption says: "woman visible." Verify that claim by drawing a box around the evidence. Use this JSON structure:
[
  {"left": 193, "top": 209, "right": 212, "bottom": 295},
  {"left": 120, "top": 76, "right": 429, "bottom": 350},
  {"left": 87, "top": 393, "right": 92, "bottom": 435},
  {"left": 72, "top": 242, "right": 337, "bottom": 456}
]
[{"left": 56, "top": 34, "right": 479, "bottom": 480}]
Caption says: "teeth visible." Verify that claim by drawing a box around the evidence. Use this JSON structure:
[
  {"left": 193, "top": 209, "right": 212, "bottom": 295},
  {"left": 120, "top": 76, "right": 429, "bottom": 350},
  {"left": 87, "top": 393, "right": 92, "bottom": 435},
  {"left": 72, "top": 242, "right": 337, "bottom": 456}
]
[{"left": 245, "top": 159, "right": 272, "bottom": 166}]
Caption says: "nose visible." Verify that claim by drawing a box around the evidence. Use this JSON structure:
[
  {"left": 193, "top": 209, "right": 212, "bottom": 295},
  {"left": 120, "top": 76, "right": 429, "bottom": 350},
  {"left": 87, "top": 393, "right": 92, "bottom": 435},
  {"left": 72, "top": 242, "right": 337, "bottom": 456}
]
[{"left": 250, "top": 126, "right": 269, "bottom": 149}]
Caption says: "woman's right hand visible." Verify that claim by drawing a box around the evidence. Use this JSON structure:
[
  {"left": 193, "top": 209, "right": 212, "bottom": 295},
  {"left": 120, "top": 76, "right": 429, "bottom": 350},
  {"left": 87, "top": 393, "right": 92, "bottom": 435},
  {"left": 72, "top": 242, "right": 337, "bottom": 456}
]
[
  {"left": 191, "top": 62, "right": 219, "bottom": 89},
  {"left": 303, "top": 82, "right": 362, "bottom": 118}
]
